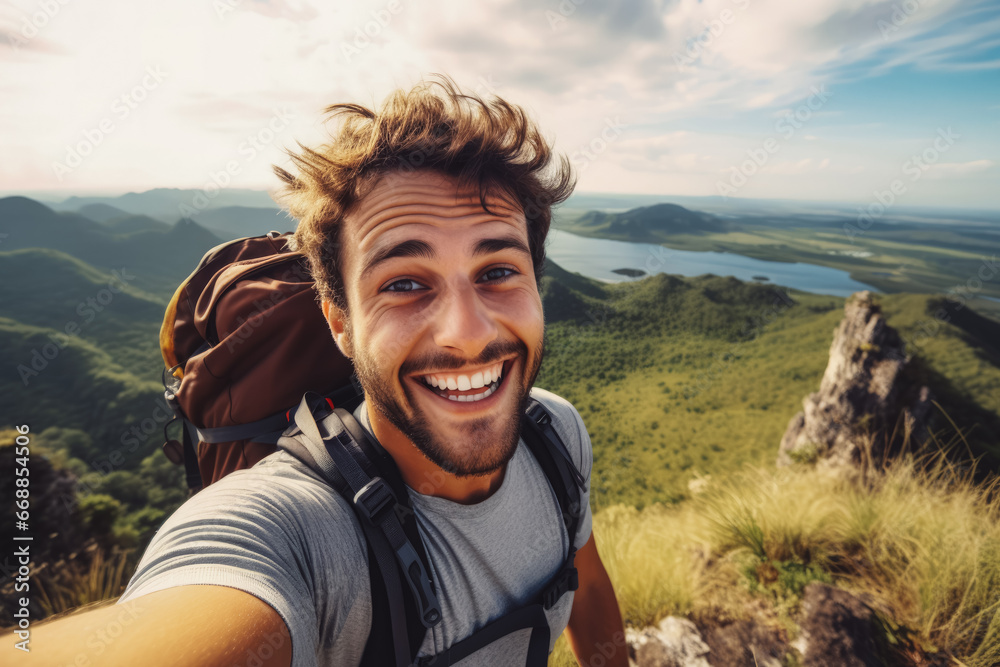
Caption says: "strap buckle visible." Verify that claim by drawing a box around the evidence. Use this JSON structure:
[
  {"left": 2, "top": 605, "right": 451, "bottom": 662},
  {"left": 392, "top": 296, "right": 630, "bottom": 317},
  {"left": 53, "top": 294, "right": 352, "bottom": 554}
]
[
  {"left": 353, "top": 477, "right": 396, "bottom": 525},
  {"left": 526, "top": 401, "right": 551, "bottom": 427},
  {"left": 542, "top": 563, "right": 579, "bottom": 609}
]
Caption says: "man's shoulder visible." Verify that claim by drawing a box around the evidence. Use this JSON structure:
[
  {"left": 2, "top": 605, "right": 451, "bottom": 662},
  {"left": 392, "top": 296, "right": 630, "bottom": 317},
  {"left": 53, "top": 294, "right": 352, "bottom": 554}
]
[
  {"left": 527, "top": 386, "right": 592, "bottom": 475},
  {"left": 175, "top": 449, "right": 361, "bottom": 534},
  {"left": 528, "top": 386, "right": 585, "bottom": 432}
]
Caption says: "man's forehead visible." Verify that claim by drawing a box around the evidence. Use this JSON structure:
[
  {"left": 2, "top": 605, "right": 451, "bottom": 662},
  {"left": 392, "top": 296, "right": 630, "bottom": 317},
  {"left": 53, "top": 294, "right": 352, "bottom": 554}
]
[{"left": 343, "top": 171, "right": 526, "bottom": 249}]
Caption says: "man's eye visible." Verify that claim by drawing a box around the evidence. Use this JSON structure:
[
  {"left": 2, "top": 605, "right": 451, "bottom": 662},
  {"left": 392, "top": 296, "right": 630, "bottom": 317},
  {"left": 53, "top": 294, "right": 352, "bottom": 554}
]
[
  {"left": 383, "top": 278, "right": 425, "bottom": 293},
  {"left": 481, "top": 267, "right": 517, "bottom": 283}
]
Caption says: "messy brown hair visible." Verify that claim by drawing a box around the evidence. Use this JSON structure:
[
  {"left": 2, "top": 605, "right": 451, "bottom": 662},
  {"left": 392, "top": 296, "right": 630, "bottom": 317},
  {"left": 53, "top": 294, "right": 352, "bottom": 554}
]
[{"left": 272, "top": 74, "right": 576, "bottom": 311}]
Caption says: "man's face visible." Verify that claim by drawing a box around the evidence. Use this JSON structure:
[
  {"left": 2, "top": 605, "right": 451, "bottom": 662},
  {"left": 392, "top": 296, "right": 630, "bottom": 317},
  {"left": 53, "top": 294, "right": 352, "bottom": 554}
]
[{"left": 322, "top": 170, "right": 545, "bottom": 478}]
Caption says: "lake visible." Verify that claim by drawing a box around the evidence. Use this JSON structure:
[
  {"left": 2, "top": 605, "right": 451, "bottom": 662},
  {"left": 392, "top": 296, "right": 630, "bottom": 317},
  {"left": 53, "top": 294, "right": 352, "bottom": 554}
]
[{"left": 545, "top": 228, "right": 878, "bottom": 298}]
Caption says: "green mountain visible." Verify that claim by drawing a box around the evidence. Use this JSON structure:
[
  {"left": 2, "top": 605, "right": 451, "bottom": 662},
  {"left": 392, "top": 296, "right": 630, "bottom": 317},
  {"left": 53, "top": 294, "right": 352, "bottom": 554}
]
[
  {"left": 77, "top": 203, "right": 131, "bottom": 223},
  {"left": 0, "top": 247, "right": 165, "bottom": 373},
  {"left": 0, "top": 314, "right": 161, "bottom": 459},
  {"left": 56, "top": 188, "right": 281, "bottom": 222},
  {"left": 0, "top": 196, "right": 224, "bottom": 296},
  {"left": 190, "top": 205, "right": 297, "bottom": 240},
  {"left": 100, "top": 214, "right": 172, "bottom": 235},
  {"left": 568, "top": 203, "right": 734, "bottom": 241}
]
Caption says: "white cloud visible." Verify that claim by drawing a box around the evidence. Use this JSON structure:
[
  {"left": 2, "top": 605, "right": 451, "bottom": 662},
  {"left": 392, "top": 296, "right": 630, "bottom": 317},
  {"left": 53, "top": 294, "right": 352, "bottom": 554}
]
[
  {"left": 924, "top": 159, "right": 995, "bottom": 178},
  {"left": 0, "top": 0, "right": 997, "bottom": 207}
]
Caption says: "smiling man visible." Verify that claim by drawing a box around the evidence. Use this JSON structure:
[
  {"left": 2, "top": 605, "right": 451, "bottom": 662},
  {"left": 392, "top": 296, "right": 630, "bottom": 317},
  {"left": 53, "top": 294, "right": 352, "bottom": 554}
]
[
  {"left": 26, "top": 76, "right": 626, "bottom": 667},
  {"left": 325, "top": 170, "right": 545, "bottom": 503}
]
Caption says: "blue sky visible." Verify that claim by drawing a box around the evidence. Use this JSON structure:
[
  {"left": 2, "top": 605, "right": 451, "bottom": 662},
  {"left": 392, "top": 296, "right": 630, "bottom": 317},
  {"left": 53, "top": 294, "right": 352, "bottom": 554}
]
[{"left": 2, "top": 0, "right": 998, "bottom": 209}]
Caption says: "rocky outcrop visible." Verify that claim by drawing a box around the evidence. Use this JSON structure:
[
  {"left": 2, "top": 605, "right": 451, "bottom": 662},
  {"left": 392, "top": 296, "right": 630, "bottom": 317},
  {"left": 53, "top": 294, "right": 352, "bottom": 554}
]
[{"left": 778, "top": 291, "right": 932, "bottom": 470}]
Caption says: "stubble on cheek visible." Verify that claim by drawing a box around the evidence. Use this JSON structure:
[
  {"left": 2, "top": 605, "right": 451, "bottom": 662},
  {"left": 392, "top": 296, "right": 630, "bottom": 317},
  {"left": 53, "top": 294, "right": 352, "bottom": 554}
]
[{"left": 350, "top": 311, "right": 547, "bottom": 478}]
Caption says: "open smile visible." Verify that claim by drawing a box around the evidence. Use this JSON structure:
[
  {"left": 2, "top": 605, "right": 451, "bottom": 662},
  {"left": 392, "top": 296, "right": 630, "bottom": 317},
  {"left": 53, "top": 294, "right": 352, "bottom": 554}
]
[{"left": 407, "top": 358, "right": 516, "bottom": 411}]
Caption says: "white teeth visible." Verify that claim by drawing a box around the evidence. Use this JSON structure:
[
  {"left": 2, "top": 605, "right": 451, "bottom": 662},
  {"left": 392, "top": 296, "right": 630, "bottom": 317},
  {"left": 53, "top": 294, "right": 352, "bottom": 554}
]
[
  {"left": 447, "top": 384, "right": 495, "bottom": 402},
  {"left": 422, "top": 360, "right": 506, "bottom": 399}
]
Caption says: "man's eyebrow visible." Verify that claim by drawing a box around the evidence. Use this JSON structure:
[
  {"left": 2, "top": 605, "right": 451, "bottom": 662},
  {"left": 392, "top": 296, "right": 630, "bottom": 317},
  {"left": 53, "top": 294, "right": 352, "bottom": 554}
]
[
  {"left": 360, "top": 239, "right": 436, "bottom": 281},
  {"left": 473, "top": 236, "right": 531, "bottom": 258},
  {"left": 360, "top": 236, "right": 531, "bottom": 281}
]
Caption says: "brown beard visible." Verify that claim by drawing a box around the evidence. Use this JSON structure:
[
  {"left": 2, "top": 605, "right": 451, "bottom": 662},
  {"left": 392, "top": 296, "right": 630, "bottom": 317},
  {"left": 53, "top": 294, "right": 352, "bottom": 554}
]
[{"left": 352, "top": 335, "right": 545, "bottom": 479}]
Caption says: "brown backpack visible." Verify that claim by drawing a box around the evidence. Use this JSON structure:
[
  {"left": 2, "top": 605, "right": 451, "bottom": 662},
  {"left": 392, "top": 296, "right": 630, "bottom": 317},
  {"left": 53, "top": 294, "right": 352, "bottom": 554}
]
[{"left": 158, "top": 230, "right": 355, "bottom": 494}]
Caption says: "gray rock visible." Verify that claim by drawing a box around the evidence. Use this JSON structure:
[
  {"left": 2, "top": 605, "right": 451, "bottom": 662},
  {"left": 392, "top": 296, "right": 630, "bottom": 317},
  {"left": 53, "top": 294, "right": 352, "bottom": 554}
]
[
  {"left": 628, "top": 616, "right": 712, "bottom": 667},
  {"left": 700, "top": 618, "right": 787, "bottom": 667},
  {"left": 778, "top": 291, "right": 932, "bottom": 471},
  {"left": 797, "top": 583, "right": 883, "bottom": 667}
]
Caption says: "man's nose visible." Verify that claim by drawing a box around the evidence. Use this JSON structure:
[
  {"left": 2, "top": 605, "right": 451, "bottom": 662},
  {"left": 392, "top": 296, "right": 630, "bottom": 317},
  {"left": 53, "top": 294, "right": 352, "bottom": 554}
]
[{"left": 432, "top": 282, "right": 498, "bottom": 357}]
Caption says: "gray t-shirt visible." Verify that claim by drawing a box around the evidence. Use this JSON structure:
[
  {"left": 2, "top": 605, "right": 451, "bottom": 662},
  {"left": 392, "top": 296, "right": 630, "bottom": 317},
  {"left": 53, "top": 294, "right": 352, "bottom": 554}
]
[{"left": 117, "top": 387, "right": 593, "bottom": 666}]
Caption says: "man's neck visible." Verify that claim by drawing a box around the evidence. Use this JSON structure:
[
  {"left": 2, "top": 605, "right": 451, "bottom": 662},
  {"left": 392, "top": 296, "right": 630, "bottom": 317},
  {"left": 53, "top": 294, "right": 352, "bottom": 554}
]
[{"left": 364, "top": 402, "right": 507, "bottom": 505}]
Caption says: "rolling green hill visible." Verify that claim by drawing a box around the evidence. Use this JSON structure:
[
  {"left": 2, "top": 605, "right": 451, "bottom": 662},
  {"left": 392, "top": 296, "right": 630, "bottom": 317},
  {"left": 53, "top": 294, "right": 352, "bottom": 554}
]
[
  {"left": 569, "top": 202, "right": 734, "bottom": 240},
  {"left": 0, "top": 196, "right": 224, "bottom": 297},
  {"left": 537, "top": 265, "right": 1000, "bottom": 510},
  {"left": 76, "top": 203, "right": 131, "bottom": 223},
  {"left": 0, "top": 315, "right": 161, "bottom": 459},
  {"left": 0, "top": 247, "right": 165, "bottom": 380},
  {"left": 100, "top": 214, "right": 172, "bottom": 235}
]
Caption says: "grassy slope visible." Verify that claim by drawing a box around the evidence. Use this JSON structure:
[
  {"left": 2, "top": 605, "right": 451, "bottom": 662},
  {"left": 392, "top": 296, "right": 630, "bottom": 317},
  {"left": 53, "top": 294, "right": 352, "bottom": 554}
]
[
  {"left": 539, "top": 265, "right": 1000, "bottom": 667},
  {"left": 537, "top": 265, "right": 1000, "bottom": 511},
  {"left": 0, "top": 249, "right": 165, "bottom": 464},
  {"left": 0, "top": 248, "right": 166, "bottom": 382}
]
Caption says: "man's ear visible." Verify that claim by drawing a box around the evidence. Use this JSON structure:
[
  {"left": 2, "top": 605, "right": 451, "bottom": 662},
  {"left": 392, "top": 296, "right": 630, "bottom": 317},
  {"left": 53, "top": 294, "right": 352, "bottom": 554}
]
[{"left": 321, "top": 299, "right": 353, "bottom": 359}]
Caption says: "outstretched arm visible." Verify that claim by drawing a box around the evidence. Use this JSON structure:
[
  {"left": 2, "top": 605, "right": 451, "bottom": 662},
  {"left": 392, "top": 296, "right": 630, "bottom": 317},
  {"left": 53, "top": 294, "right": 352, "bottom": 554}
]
[
  {"left": 564, "top": 532, "right": 628, "bottom": 667},
  {"left": 14, "top": 585, "right": 292, "bottom": 667}
]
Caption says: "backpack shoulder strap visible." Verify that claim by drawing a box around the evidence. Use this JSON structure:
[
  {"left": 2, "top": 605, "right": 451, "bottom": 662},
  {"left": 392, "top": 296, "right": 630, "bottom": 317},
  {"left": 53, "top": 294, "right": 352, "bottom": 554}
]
[
  {"left": 521, "top": 397, "right": 588, "bottom": 547},
  {"left": 519, "top": 398, "right": 589, "bottom": 613},
  {"left": 281, "top": 391, "right": 441, "bottom": 667}
]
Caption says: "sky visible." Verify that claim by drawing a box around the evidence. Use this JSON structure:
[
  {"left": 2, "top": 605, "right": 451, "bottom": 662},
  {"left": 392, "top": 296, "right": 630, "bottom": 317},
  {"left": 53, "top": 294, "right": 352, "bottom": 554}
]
[{"left": 2, "top": 0, "right": 999, "bottom": 209}]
